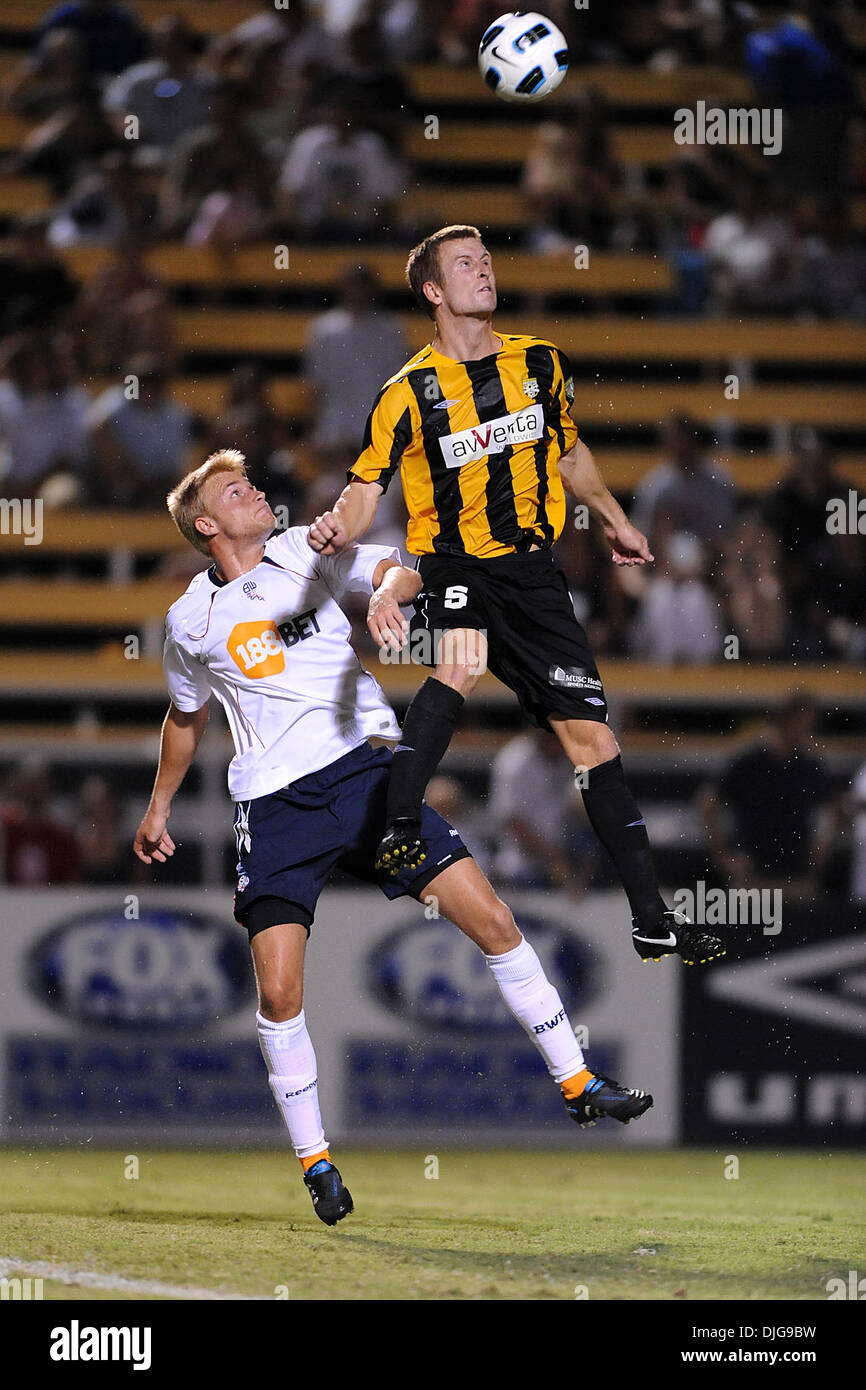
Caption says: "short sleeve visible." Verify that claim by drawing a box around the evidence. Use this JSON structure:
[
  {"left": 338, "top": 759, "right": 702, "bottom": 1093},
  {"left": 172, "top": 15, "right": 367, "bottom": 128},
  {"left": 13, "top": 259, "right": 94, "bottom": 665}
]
[
  {"left": 350, "top": 380, "right": 414, "bottom": 494},
  {"left": 163, "top": 623, "right": 210, "bottom": 712},
  {"left": 317, "top": 543, "right": 402, "bottom": 601},
  {"left": 552, "top": 347, "right": 578, "bottom": 454}
]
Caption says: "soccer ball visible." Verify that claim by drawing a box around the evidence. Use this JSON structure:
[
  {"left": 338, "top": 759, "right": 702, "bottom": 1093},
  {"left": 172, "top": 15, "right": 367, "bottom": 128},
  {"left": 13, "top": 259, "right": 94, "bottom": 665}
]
[{"left": 478, "top": 11, "right": 569, "bottom": 104}]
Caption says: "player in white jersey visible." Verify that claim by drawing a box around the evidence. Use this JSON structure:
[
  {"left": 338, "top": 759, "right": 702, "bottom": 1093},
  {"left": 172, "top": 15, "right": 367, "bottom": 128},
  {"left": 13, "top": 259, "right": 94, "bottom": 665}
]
[{"left": 134, "top": 449, "right": 653, "bottom": 1225}]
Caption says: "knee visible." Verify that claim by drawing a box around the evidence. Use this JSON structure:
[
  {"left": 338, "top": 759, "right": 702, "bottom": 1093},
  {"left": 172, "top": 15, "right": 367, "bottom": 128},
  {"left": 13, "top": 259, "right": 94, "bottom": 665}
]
[
  {"left": 479, "top": 896, "right": 521, "bottom": 955},
  {"left": 557, "top": 718, "right": 618, "bottom": 767},
  {"left": 258, "top": 984, "right": 303, "bottom": 1023},
  {"left": 436, "top": 662, "right": 480, "bottom": 697}
]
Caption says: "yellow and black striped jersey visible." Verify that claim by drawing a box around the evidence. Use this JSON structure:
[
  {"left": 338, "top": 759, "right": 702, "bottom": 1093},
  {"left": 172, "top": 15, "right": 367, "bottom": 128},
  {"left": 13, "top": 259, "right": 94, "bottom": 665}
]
[{"left": 350, "top": 333, "right": 578, "bottom": 559}]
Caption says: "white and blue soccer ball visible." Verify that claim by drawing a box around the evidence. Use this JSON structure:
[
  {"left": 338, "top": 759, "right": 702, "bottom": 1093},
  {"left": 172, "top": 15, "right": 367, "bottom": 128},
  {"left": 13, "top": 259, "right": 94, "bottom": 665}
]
[{"left": 478, "top": 11, "right": 569, "bottom": 104}]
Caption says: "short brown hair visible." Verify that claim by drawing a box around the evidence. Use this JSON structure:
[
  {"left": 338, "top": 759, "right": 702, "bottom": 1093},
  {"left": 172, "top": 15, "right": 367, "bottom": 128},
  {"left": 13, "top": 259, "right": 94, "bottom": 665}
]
[
  {"left": 167, "top": 448, "right": 248, "bottom": 555},
  {"left": 405, "top": 224, "right": 482, "bottom": 319}
]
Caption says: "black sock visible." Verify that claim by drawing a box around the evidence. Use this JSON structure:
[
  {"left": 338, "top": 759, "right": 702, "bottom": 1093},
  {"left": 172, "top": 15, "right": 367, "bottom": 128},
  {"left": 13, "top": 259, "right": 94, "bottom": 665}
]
[
  {"left": 386, "top": 677, "right": 465, "bottom": 824},
  {"left": 580, "top": 754, "right": 666, "bottom": 931}
]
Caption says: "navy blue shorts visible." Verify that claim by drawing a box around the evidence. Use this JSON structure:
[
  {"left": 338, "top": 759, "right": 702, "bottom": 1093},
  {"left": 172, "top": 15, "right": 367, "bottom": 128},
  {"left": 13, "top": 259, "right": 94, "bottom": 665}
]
[{"left": 232, "top": 741, "right": 471, "bottom": 938}]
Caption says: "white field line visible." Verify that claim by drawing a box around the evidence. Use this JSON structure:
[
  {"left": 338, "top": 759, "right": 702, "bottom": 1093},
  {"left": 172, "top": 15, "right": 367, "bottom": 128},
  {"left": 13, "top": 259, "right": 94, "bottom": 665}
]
[{"left": 0, "top": 1256, "right": 269, "bottom": 1301}]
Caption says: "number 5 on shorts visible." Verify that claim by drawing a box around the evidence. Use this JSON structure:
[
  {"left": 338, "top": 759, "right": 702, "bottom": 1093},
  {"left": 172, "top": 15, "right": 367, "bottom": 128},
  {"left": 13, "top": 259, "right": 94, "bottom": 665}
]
[{"left": 443, "top": 584, "right": 469, "bottom": 609}]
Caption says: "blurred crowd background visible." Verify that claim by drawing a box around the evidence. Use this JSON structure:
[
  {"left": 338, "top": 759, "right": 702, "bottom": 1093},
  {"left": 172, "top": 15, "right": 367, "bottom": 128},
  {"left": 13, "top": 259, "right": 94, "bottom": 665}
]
[{"left": 0, "top": 0, "right": 864, "bottom": 907}]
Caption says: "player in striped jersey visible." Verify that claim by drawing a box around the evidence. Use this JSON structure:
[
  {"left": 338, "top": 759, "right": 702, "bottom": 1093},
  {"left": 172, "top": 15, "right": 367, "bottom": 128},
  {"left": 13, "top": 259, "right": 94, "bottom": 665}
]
[{"left": 308, "top": 225, "right": 724, "bottom": 968}]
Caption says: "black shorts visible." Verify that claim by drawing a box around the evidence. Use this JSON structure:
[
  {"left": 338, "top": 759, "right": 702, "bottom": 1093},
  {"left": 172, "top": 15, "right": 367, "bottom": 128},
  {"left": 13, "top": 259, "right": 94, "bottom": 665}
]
[
  {"left": 412, "top": 550, "right": 608, "bottom": 730},
  {"left": 232, "top": 741, "right": 471, "bottom": 939}
]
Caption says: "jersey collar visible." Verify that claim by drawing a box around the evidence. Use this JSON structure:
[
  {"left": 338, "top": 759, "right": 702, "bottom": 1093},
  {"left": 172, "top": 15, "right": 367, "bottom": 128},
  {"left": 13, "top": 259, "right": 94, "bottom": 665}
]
[{"left": 207, "top": 551, "right": 284, "bottom": 588}]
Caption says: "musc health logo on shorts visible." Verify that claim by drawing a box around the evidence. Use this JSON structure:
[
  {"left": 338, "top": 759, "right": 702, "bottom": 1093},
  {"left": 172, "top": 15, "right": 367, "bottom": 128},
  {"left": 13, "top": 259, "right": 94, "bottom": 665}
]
[{"left": 27, "top": 908, "right": 251, "bottom": 1027}]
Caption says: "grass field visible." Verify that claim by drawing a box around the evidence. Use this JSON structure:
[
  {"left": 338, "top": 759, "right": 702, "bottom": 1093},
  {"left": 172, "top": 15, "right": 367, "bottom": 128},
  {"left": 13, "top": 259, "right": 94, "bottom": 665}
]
[{"left": 1, "top": 1148, "right": 864, "bottom": 1301}]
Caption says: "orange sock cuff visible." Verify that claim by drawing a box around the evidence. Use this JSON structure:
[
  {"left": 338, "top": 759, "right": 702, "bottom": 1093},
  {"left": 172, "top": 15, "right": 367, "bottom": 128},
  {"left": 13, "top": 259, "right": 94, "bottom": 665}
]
[
  {"left": 300, "top": 1148, "right": 331, "bottom": 1173},
  {"left": 560, "top": 1068, "right": 594, "bottom": 1100}
]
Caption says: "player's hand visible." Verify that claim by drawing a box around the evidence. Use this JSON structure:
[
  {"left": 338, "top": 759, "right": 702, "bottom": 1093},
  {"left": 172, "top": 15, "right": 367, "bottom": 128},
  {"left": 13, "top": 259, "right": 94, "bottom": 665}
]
[
  {"left": 133, "top": 807, "right": 176, "bottom": 865},
  {"left": 368, "top": 591, "right": 410, "bottom": 651},
  {"left": 307, "top": 511, "right": 349, "bottom": 555},
  {"left": 603, "top": 519, "right": 654, "bottom": 566}
]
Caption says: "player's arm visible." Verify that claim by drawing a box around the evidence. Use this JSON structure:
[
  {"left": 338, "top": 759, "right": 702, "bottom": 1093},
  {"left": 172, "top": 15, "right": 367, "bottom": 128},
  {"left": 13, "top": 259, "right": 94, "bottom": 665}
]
[
  {"left": 133, "top": 700, "right": 209, "bottom": 864},
  {"left": 367, "top": 558, "right": 423, "bottom": 650},
  {"left": 558, "top": 438, "right": 654, "bottom": 567},
  {"left": 308, "top": 478, "right": 383, "bottom": 555},
  {"left": 309, "top": 379, "right": 411, "bottom": 555}
]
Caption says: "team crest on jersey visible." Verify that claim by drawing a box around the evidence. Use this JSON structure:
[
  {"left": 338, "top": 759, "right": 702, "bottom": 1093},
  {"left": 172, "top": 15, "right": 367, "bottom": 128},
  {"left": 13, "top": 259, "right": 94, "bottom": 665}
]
[
  {"left": 564, "top": 376, "right": 575, "bottom": 402},
  {"left": 242, "top": 580, "right": 264, "bottom": 602},
  {"left": 522, "top": 377, "right": 539, "bottom": 399}
]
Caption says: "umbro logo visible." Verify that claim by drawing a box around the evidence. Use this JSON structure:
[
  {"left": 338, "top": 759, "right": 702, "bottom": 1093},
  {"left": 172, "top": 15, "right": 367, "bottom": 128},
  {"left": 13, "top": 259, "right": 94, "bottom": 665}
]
[{"left": 434, "top": 398, "right": 461, "bottom": 410}]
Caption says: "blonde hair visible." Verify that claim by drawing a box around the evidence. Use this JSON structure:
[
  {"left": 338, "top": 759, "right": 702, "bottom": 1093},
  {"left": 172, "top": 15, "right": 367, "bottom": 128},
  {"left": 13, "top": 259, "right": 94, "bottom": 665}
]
[{"left": 167, "top": 448, "right": 248, "bottom": 555}]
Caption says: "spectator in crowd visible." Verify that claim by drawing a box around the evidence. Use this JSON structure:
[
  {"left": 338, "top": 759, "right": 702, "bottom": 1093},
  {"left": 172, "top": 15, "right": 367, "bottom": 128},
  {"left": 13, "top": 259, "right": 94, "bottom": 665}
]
[
  {"left": 76, "top": 774, "right": 135, "bottom": 884},
  {"left": 745, "top": 0, "right": 856, "bottom": 200},
  {"left": 0, "top": 331, "right": 90, "bottom": 500},
  {"left": 424, "top": 775, "right": 493, "bottom": 877},
  {"left": 304, "top": 264, "right": 408, "bottom": 464},
  {"left": 521, "top": 91, "right": 619, "bottom": 255},
  {"left": 718, "top": 510, "right": 790, "bottom": 661},
  {"left": 185, "top": 166, "right": 272, "bottom": 249},
  {"left": 34, "top": 0, "right": 149, "bottom": 81},
  {"left": 794, "top": 199, "right": 866, "bottom": 322},
  {"left": 240, "top": 37, "right": 301, "bottom": 165},
  {"left": 489, "top": 728, "right": 597, "bottom": 892},
  {"left": 329, "top": 17, "right": 410, "bottom": 147},
  {"left": 9, "top": 82, "right": 118, "bottom": 198},
  {"left": 161, "top": 79, "right": 270, "bottom": 236},
  {"left": 802, "top": 530, "right": 866, "bottom": 663},
  {"left": 73, "top": 239, "right": 171, "bottom": 374},
  {"left": 103, "top": 17, "right": 212, "bottom": 158},
  {"left": 216, "top": 0, "right": 327, "bottom": 89},
  {"left": 4, "top": 29, "right": 88, "bottom": 120},
  {"left": 87, "top": 352, "right": 192, "bottom": 506},
  {"left": 630, "top": 531, "right": 723, "bottom": 664},
  {"left": 703, "top": 172, "right": 797, "bottom": 314},
  {"left": 277, "top": 95, "right": 406, "bottom": 241},
  {"left": 555, "top": 511, "right": 633, "bottom": 657},
  {"left": 697, "top": 693, "right": 842, "bottom": 896},
  {"left": 0, "top": 760, "right": 80, "bottom": 885},
  {"left": 649, "top": 0, "right": 729, "bottom": 72},
  {"left": 761, "top": 429, "right": 855, "bottom": 627},
  {"left": 0, "top": 213, "right": 78, "bottom": 336},
  {"left": 209, "top": 363, "right": 303, "bottom": 525},
  {"left": 48, "top": 148, "right": 158, "bottom": 247},
  {"left": 631, "top": 413, "right": 737, "bottom": 553}
]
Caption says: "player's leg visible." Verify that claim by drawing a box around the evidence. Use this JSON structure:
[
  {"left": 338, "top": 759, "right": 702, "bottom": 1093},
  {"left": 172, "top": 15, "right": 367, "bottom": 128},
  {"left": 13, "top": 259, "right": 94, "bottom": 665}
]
[
  {"left": 420, "top": 855, "right": 653, "bottom": 1127},
  {"left": 375, "top": 624, "right": 487, "bottom": 873},
  {"left": 249, "top": 915, "right": 353, "bottom": 1225},
  {"left": 550, "top": 715, "right": 724, "bottom": 966}
]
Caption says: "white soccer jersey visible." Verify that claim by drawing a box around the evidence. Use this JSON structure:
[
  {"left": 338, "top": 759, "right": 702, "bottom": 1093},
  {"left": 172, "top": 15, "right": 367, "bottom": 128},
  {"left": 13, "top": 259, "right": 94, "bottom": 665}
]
[{"left": 163, "top": 528, "right": 403, "bottom": 801}]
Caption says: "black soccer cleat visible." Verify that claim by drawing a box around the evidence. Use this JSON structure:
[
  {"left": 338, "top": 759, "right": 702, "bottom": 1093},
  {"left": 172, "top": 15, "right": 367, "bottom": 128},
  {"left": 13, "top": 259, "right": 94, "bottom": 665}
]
[
  {"left": 303, "top": 1160, "right": 354, "bottom": 1226},
  {"left": 374, "top": 818, "right": 428, "bottom": 876},
  {"left": 632, "top": 908, "right": 725, "bottom": 966},
  {"left": 565, "top": 1073, "right": 653, "bottom": 1128}
]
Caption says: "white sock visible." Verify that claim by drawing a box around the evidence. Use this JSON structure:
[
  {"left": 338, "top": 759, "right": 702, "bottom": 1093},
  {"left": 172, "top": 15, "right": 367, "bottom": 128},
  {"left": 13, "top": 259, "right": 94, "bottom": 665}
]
[
  {"left": 256, "top": 1009, "right": 327, "bottom": 1159},
  {"left": 485, "top": 936, "right": 586, "bottom": 1084}
]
